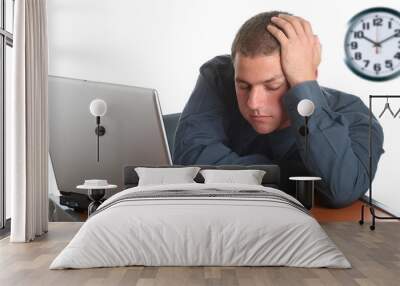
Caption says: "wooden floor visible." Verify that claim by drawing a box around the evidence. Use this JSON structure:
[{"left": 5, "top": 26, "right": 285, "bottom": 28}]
[{"left": 1, "top": 220, "right": 399, "bottom": 286}]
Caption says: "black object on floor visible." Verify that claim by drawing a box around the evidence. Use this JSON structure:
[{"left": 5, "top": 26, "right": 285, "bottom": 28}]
[
  {"left": 60, "top": 192, "right": 91, "bottom": 211},
  {"left": 0, "top": 219, "right": 11, "bottom": 239}
]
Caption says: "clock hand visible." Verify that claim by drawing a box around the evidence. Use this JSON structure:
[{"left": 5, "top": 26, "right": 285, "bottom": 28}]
[
  {"left": 377, "top": 34, "right": 396, "bottom": 45},
  {"left": 362, "top": 35, "right": 381, "bottom": 47},
  {"left": 376, "top": 24, "right": 379, "bottom": 54}
]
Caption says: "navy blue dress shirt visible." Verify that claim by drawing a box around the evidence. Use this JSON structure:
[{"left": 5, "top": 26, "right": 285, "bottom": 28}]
[{"left": 173, "top": 55, "right": 385, "bottom": 208}]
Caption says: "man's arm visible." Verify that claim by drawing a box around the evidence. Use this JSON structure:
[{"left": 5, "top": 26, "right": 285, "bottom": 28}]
[
  {"left": 173, "top": 67, "right": 272, "bottom": 165},
  {"left": 283, "top": 81, "right": 385, "bottom": 208},
  {"left": 268, "top": 14, "right": 384, "bottom": 207}
]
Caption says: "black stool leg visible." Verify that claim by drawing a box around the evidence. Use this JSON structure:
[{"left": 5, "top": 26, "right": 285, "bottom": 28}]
[
  {"left": 87, "top": 189, "right": 105, "bottom": 216},
  {"left": 296, "top": 181, "right": 314, "bottom": 210}
]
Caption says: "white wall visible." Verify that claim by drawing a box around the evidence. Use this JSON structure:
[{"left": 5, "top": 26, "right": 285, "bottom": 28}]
[{"left": 47, "top": 0, "right": 400, "bottom": 213}]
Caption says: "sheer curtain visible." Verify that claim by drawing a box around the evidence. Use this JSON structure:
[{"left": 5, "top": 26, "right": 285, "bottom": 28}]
[{"left": 7, "top": 0, "right": 49, "bottom": 242}]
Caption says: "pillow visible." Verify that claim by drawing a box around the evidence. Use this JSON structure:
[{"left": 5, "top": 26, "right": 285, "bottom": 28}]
[
  {"left": 135, "top": 167, "right": 201, "bottom": 186},
  {"left": 200, "top": 169, "right": 266, "bottom": 185}
]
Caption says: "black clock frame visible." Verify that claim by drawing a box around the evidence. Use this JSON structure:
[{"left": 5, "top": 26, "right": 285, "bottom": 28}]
[{"left": 344, "top": 7, "right": 400, "bottom": 81}]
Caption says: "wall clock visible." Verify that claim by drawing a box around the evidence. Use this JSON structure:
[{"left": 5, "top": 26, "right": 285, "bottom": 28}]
[{"left": 344, "top": 7, "right": 400, "bottom": 81}]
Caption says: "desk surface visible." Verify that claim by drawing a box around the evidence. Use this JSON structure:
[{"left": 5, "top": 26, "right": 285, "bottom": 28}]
[
  {"left": 312, "top": 200, "right": 391, "bottom": 222},
  {"left": 77, "top": 199, "right": 391, "bottom": 222}
]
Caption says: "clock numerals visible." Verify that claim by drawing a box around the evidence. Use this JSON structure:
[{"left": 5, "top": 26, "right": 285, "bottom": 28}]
[
  {"left": 373, "top": 17, "right": 383, "bottom": 26},
  {"left": 362, "top": 22, "right": 370, "bottom": 30},
  {"left": 354, "top": 31, "right": 364, "bottom": 38},
  {"left": 395, "top": 52, "right": 400, "bottom": 60},
  {"left": 385, "top": 60, "right": 393, "bottom": 69},
  {"left": 354, "top": 52, "right": 362, "bottom": 60},
  {"left": 363, "top": 60, "right": 370, "bottom": 68},
  {"left": 389, "top": 21, "right": 393, "bottom": 29},
  {"left": 373, "top": 63, "right": 381, "bottom": 73},
  {"left": 395, "top": 29, "right": 400, "bottom": 37},
  {"left": 350, "top": 41, "right": 358, "bottom": 49}
]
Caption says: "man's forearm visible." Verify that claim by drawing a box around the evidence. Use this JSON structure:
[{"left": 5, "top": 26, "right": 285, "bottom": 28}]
[
  {"left": 283, "top": 81, "right": 385, "bottom": 207},
  {"left": 174, "top": 132, "right": 272, "bottom": 165}
]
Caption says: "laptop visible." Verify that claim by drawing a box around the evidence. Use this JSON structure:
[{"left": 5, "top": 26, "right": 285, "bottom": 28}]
[{"left": 49, "top": 75, "right": 172, "bottom": 202}]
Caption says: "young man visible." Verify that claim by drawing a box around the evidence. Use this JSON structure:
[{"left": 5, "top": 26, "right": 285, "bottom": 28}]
[{"left": 173, "top": 11, "right": 385, "bottom": 208}]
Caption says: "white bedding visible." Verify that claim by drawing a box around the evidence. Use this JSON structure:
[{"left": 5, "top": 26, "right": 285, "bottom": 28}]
[{"left": 50, "top": 183, "right": 351, "bottom": 269}]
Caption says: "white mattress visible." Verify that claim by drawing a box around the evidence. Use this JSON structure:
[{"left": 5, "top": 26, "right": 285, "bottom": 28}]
[{"left": 50, "top": 183, "right": 351, "bottom": 269}]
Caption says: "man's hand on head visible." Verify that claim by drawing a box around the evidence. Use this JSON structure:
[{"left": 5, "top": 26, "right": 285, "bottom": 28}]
[{"left": 267, "top": 14, "right": 321, "bottom": 88}]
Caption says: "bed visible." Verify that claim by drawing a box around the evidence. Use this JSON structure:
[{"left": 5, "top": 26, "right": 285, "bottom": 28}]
[{"left": 49, "top": 165, "right": 351, "bottom": 269}]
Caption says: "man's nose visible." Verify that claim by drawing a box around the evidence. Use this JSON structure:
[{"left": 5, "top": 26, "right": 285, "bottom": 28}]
[{"left": 247, "top": 88, "right": 266, "bottom": 110}]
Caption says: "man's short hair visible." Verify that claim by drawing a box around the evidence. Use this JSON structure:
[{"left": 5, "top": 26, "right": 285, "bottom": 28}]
[{"left": 231, "top": 11, "right": 291, "bottom": 61}]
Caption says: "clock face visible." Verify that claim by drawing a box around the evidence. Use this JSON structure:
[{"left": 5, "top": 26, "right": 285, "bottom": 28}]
[{"left": 344, "top": 7, "right": 400, "bottom": 81}]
